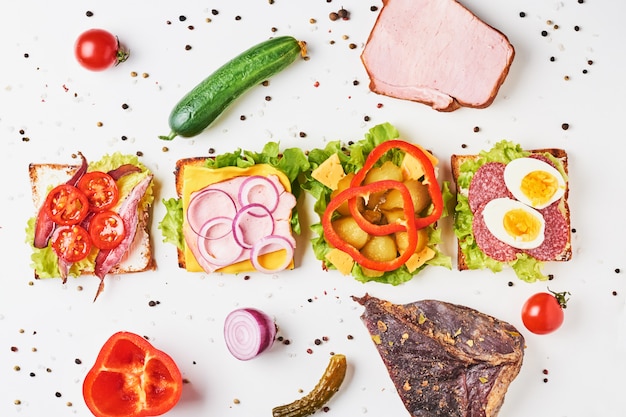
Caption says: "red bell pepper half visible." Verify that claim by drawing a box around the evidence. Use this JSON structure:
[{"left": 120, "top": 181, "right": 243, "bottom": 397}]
[{"left": 83, "top": 331, "right": 183, "bottom": 417}]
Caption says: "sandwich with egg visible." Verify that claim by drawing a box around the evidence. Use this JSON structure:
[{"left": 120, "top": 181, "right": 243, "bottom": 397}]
[
  {"left": 451, "top": 140, "right": 571, "bottom": 282},
  {"left": 26, "top": 152, "right": 155, "bottom": 300},
  {"left": 159, "top": 142, "right": 309, "bottom": 275},
  {"left": 303, "top": 123, "right": 453, "bottom": 285}
]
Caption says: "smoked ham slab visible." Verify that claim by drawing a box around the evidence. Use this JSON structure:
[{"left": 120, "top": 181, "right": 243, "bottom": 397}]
[
  {"left": 353, "top": 294, "right": 524, "bottom": 417},
  {"left": 361, "top": 0, "right": 515, "bottom": 111}
]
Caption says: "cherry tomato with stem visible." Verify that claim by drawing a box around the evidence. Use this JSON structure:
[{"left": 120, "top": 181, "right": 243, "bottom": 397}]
[
  {"left": 89, "top": 211, "right": 126, "bottom": 250},
  {"left": 52, "top": 225, "right": 93, "bottom": 263},
  {"left": 74, "top": 28, "right": 129, "bottom": 71},
  {"left": 77, "top": 171, "right": 119, "bottom": 212},
  {"left": 521, "top": 288, "right": 571, "bottom": 335}
]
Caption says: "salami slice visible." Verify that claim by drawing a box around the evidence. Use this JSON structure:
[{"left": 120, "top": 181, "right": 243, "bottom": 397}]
[
  {"left": 472, "top": 201, "right": 522, "bottom": 262},
  {"left": 468, "top": 162, "right": 513, "bottom": 212},
  {"left": 525, "top": 203, "right": 569, "bottom": 261}
]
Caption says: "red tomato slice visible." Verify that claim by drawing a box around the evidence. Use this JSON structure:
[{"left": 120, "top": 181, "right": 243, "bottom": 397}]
[
  {"left": 89, "top": 211, "right": 126, "bottom": 250},
  {"left": 77, "top": 171, "right": 120, "bottom": 212},
  {"left": 82, "top": 332, "right": 183, "bottom": 417},
  {"left": 51, "top": 225, "right": 92, "bottom": 262},
  {"left": 44, "top": 184, "right": 90, "bottom": 225}
]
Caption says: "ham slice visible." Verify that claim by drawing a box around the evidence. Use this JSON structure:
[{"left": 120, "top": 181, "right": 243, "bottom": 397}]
[{"left": 361, "top": 0, "right": 515, "bottom": 111}]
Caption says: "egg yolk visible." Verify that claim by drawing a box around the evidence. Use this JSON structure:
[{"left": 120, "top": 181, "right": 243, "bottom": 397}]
[
  {"left": 503, "top": 209, "right": 542, "bottom": 242},
  {"left": 520, "top": 170, "right": 559, "bottom": 207}
]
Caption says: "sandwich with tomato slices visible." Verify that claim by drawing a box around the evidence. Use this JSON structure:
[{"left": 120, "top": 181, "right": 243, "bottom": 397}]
[
  {"left": 26, "top": 152, "right": 155, "bottom": 300},
  {"left": 159, "top": 142, "right": 309, "bottom": 275},
  {"left": 302, "top": 122, "right": 453, "bottom": 285}
]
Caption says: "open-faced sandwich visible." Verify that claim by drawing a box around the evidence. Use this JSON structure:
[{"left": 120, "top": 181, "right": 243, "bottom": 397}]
[
  {"left": 159, "top": 142, "right": 309, "bottom": 274},
  {"left": 303, "top": 123, "right": 453, "bottom": 285},
  {"left": 26, "top": 152, "right": 155, "bottom": 300},
  {"left": 452, "top": 140, "right": 571, "bottom": 282}
]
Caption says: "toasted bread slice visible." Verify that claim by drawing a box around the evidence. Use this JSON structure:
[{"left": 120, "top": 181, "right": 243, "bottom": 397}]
[
  {"left": 451, "top": 148, "right": 571, "bottom": 271},
  {"left": 29, "top": 162, "right": 154, "bottom": 277},
  {"left": 174, "top": 157, "right": 210, "bottom": 269}
]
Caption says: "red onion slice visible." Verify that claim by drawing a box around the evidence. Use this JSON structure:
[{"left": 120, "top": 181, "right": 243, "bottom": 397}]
[
  {"left": 224, "top": 308, "right": 277, "bottom": 361},
  {"left": 196, "top": 218, "right": 243, "bottom": 266},
  {"left": 232, "top": 204, "right": 275, "bottom": 249},
  {"left": 238, "top": 175, "right": 280, "bottom": 214},
  {"left": 250, "top": 235, "right": 295, "bottom": 274},
  {"left": 187, "top": 188, "right": 237, "bottom": 236}
]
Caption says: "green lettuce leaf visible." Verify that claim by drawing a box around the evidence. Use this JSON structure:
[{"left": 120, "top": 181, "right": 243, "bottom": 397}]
[{"left": 303, "top": 122, "right": 452, "bottom": 286}]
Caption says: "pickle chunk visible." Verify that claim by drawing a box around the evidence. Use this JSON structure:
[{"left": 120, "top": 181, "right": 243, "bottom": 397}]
[{"left": 272, "top": 353, "right": 347, "bottom": 417}]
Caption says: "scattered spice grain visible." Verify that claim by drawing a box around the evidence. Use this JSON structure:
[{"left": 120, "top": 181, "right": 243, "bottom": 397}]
[
  {"left": 561, "top": 123, "right": 569, "bottom": 130},
  {"left": 86, "top": 11, "right": 94, "bottom": 17}
]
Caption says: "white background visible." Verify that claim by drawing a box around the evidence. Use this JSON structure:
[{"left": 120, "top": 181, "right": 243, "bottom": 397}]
[{"left": 1, "top": 1, "right": 625, "bottom": 416}]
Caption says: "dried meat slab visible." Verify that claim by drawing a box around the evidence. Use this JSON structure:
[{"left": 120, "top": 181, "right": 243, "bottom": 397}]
[{"left": 353, "top": 294, "right": 524, "bottom": 417}]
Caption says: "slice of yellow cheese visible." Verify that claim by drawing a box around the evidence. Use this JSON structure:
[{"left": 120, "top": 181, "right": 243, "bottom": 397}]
[
  {"left": 182, "top": 164, "right": 294, "bottom": 273},
  {"left": 325, "top": 248, "right": 354, "bottom": 275},
  {"left": 405, "top": 246, "right": 436, "bottom": 273},
  {"left": 311, "top": 153, "right": 345, "bottom": 190},
  {"left": 400, "top": 146, "right": 438, "bottom": 182}
]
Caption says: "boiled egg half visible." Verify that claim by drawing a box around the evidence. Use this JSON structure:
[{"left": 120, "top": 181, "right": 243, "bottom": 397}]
[
  {"left": 504, "top": 157, "right": 566, "bottom": 209},
  {"left": 482, "top": 198, "right": 545, "bottom": 249}
]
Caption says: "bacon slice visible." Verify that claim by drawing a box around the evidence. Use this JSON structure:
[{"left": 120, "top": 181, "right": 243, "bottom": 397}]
[{"left": 93, "top": 174, "right": 153, "bottom": 301}]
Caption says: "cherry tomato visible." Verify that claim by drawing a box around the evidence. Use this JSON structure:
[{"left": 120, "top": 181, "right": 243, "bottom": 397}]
[
  {"left": 89, "top": 211, "right": 126, "bottom": 250},
  {"left": 44, "top": 184, "right": 90, "bottom": 226},
  {"left": 521, "top": 289, "right": 570, "bottom": 335},
  {"left": 74, "top": 29, "right": 129, "bottom": 71},
  {"left": 52, "top": 225, "right": 92, "bottom": 262},
  {"left": 77, "top": 171, "right": 119, "bottom": 212}
]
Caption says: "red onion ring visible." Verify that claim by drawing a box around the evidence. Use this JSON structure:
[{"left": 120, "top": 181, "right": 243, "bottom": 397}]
[
  {"left": 224, "top": 308, "right": 277, "bottom": 361},
  {"left": 232, "top": 203, "right": 275, "bottom": 249},
  {"left": 187, "top": 188, "right": 237, "bottom": 236},
  {"left": 196, "top": 218, "right": 243, "bottom": 266},
  {"left": 249, "top": 235, "right": 295, "bottom": 274},
  {"left": 238, "top": 175, "right": 280, "bottom": 214}
]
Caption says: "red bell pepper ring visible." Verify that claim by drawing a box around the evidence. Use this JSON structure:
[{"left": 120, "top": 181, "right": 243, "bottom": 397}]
[
  {"left": 83, "top": 331, "right": 183, "bottom": 417},
  {"left": 322, "top": 180, "right": 418, "bottom": 271},
  {"left": 349, "top": 139, "right": 444, "bottom": 232}
]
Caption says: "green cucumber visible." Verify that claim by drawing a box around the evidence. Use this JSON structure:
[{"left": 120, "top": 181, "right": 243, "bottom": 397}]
[{"left": 159, "top": 36, "right": 306, "bottom": 141}]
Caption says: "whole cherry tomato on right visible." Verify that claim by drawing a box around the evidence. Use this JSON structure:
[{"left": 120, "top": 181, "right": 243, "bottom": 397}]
[
  {"left": 74, "top": 28, "right": 129, "bottom": 71},
  {"left": 521, "top": 288, "right": 571, "bottom": 335}
]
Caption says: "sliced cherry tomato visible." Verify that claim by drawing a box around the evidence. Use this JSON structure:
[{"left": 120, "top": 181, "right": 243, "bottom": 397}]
[
  {"left": 51, "top": 225, "right": 92, "bottom": 263},
  {"left": 74, "top": 28, "right": 129, "bottom": 71},
  {"left": 83, "top": 331, "right": 183, "bottom": 417},
  {"left": 521, "top": 289, "right": 570, "bottom": 335},
  {"left": 44, "top": 184, "right": 90, "bottom": 225},
  {"left": 77, "top": 171, "right": 120, "bottom": 212},
  {"left": 89, "top": 211, "right": 126, "bottom": 250}
]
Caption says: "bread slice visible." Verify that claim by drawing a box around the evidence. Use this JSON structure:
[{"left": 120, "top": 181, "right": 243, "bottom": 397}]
[
  {"left": 174, "top": 157, "right": 210, "bottom": 269},
  {"left": 451, "top": 148, "right": 571, "bottom": 271},
  {"left": 28, "top": 162, "right": 154, "bottom": 277}
]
